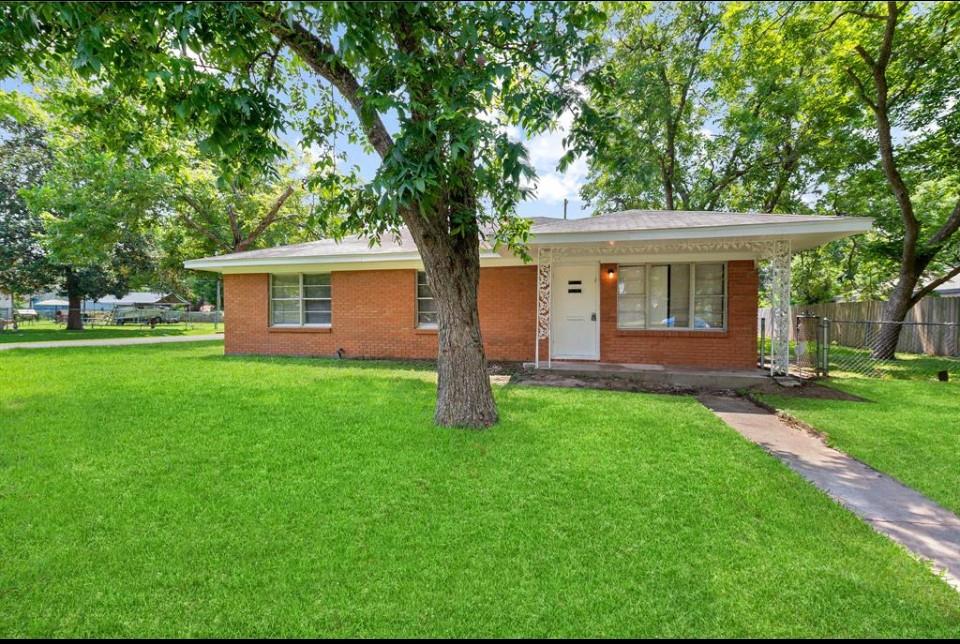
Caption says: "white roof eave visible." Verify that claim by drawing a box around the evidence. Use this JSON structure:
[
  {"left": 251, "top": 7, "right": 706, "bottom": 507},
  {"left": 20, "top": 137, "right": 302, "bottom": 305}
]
[
  {"left": 527, "top": 218, "right": 873, "bottom": 246},
  {"left": 183, "top": 217, "right": 873, "bottom": 272},
  {"left": 184, "top": 248, "right": 508, "bottom": 271}
]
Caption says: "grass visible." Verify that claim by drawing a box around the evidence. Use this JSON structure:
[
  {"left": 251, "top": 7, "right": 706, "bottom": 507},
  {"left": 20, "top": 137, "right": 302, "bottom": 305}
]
[
  {"left": 1, "top": 343, "right": 958, "bottom": 637},
  {"left": 758, "top": 375, "right": 960, "bottom": 517},
  {"left": 0, "top": 320, "right": 222, "bottom": 344},
  {"left": 758, "top": 337, "right": 960, "bottom": 380},
  {"left": 826, "top": 344, "right": 960, "bottom": 379}
]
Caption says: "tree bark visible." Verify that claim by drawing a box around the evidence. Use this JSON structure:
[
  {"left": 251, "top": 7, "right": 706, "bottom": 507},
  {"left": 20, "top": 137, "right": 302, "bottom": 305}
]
[
  {"left": 64, "top": 268, "right": 84, "bottom": 331},
  {"left": 873, "top": 275, "right": 915, "bottom": 359},
  {"left": 852, "top": 2, "right": 919, "bottom": 358},
  {"left": 267, "top": 13, "right": 499, "bottom": 428},
  {"left": 407, "top": 215, "right": 498, "bottom": 428}
]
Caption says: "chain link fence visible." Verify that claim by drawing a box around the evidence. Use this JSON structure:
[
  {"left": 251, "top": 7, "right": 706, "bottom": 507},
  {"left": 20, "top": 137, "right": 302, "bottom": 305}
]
[
  {"left": 822, "top": 319, "right": 960, "bottom": 380},
  {"left": 758, "top": 314, "right": 960, "bottom": 380}
]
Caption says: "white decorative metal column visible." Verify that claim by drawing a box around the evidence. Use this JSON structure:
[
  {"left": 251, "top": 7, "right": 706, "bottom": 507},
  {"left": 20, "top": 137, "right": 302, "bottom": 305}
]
[
  {"left": 769, "top": 239, "right": 792, "bottom": 376},
  {"left": 535, "top": 247, "right": 552, "bottom": 368}
]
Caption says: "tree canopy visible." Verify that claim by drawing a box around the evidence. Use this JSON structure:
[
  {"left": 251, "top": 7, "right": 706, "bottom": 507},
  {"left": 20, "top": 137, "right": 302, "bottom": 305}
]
[
  {"left": 566, "top": 1, "right": 960, "bottom": 314},
  {"left": 0, "top": 1, "right": 604, "bottom": 426}
]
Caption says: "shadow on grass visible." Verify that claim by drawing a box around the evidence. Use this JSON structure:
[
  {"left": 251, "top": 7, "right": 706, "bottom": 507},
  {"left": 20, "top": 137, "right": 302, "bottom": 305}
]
[{"left": 202, "top": 351, "right": 440, "bottom": 374}]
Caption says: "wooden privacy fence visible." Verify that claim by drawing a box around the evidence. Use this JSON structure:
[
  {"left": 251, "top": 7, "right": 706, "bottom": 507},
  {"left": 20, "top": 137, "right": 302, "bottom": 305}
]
[{"left": 759, "top": 298, "right": 960, "bottom": 357}]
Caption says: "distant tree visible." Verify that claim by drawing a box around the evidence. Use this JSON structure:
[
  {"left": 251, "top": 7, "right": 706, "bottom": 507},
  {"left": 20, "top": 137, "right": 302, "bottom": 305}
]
[
  {"left": 12, "top": 90, "right": 169, "bottom": 330},
  {"left": 174, "top": 160, "right": 319, "bottom": 256},
  {"left": 159, "top": 157, "right": 325, "bottom": 306},
  {"left": 567, "top": 1, "right": 855, "bottom": 215},
  {"left": 571, "top": 2, "right": 723, "bottom": 212},
  {"left": 0, "top": 2, "right": 603, "bottom": 427},
  {"left": 0, "top": 115, "right": 54, "bottom": 308}
]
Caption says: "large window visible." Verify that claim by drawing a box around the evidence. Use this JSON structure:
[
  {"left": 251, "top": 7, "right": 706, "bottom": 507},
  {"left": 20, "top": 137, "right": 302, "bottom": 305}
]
[
  {"left": 270, "top": 273, "right": 331, "bottom": 326},
  {"left": 617, "top": 263, "right": 725, "bottom": 330},
  {"left": 416, "top": 271, "right": 437, "bottom": 328}
]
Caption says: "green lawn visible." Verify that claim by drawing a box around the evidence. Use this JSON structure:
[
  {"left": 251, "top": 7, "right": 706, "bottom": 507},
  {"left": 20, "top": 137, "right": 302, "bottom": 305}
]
[
  {"left": 758, "top": 376, "right": 960, "bottom": 517},
  {"left": 758, "top": 338, "right": 960, "bottom": 379},
  {"left": 1, "top": 344, "right": 958, "bottom": 637},
  {"left": 0, "top": 320, "right": 223, "bottom": 343},
  {"left": 827, "top": 345, "right": 960, "bottom": 379}
]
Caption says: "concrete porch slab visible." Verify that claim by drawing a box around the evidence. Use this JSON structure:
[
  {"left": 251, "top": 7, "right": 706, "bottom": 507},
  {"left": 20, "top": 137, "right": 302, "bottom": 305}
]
[{"left": 522, "top": 360, "right": 774, "bottom": 390}]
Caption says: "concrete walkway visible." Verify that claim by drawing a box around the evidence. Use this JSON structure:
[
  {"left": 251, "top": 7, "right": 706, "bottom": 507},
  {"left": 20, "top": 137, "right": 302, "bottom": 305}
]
[
  {"left": 0, "top": 334, "right": 222, "bottom": 351},
  {"left": 700, "top": 394, "right": 960, "bottom": 591}
]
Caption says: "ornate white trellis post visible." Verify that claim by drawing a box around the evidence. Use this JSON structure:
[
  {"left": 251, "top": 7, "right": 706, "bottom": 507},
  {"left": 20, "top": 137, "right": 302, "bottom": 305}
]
[
  {"left": 768, "top": 239, "right": 792, "bottom": 376},
  {"left": 535, "top": 247, "right": 552, "bottom": 368}
]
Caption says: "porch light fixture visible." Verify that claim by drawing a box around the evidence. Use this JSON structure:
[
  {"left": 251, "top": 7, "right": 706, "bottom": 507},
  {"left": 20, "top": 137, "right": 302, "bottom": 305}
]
[{"left": 607, "top": 267, "right": 616, "bottom": 278}]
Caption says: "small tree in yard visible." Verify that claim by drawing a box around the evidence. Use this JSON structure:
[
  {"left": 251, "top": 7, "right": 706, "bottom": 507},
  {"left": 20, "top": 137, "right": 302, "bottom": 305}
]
[
  {"left": 0, "top": 2, "right": 602, "bottom": 427},
  {"left": 22, "top": 134, "right": 166, "bottom": 330}
]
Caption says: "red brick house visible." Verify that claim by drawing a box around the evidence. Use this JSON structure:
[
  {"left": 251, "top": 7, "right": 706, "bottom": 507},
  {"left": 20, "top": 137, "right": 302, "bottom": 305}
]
[{"left": 185, "top": 211, "right": 871, "bottom": 374}]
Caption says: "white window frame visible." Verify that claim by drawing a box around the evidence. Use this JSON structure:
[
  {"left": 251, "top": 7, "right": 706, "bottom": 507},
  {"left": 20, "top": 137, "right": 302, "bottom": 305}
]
[
  {"left": 617, "top": 261, "right": 727, "bottom": 332},
  {"left": 415, "top": 270, "right": 438, "bottom": 329},
  {"left": 269, "top": 273, "right": 332, "bottom": 328}
]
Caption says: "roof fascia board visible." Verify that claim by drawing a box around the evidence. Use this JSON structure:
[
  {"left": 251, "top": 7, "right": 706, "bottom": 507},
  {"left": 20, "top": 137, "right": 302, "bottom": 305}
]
[{"left": 528, "top": 218, "right": 872, "bottom": 245}]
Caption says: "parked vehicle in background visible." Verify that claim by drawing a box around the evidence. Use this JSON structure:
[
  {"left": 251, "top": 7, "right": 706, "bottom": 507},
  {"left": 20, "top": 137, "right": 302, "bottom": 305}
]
[{"left": 113, "top": 305, "right": 181, "bottom": 325}]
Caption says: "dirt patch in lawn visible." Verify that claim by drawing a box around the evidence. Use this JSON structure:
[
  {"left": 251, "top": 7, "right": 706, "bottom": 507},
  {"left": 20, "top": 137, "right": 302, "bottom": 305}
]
[
  {"left": 748, "top": 379, "right": 868, "bottom": 401},
  {"left": 511, "top": 370, "right": 869, "bottom": 401},
  {"left": 510, "top": 371, "right": 704, "bottom": 396}
]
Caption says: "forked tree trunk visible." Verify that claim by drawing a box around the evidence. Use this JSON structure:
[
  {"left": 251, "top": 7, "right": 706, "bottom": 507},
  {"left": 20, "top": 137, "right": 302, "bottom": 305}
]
[
  {"left": 409, "top": 219, "right": 498, "bottom": 429},
  {"left": 872, "top": 275, "right": 918, "bottom": 360},
  {"left": 64, "top": 268, "right": 84, "bottom": 331}
]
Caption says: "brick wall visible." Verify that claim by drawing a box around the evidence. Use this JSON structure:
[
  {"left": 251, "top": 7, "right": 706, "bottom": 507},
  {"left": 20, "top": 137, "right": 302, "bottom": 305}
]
[
  {"left": 223, "top": 266, "right": 537, "bottom": 362},
  {"left": 223, "top": 259, "right": 758, "bottom": 368},
  {"left": 598, "top": 260, "right": 758, "bottom": 369}
]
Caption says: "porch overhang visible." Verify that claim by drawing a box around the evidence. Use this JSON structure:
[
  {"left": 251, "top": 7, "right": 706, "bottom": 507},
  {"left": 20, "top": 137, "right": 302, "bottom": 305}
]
[
  {"left": 527, "top": 214, "right": 872, "bottom": 253},
  {"left": 530, "top": 237, "right": 809, "bottom": 377}
]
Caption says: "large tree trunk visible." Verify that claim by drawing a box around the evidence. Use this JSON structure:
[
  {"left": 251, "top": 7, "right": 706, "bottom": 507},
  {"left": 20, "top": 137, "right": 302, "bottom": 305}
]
[
  {"left": 872, "top": 273, "right": 917, "bottom": 360},
  {"left": 64, "top": 268, "right": 84, "bottom": 331},
  {"left": 410, "top": 219, "right": 498, "bottom": 429}
]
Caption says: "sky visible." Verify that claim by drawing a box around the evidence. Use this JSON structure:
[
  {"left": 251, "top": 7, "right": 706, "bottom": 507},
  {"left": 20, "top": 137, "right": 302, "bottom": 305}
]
[{"left": 316, "top": 105, "right": 592, "bottom": 221}]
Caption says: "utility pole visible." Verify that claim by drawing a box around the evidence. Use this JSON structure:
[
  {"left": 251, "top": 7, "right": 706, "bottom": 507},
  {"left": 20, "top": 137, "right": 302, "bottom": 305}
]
[
  {"left": 215, "top": 278, "right": 222, "bottom": 333},
  {"left": 563, "top": 198, "right": 568, "bottom": 220}
]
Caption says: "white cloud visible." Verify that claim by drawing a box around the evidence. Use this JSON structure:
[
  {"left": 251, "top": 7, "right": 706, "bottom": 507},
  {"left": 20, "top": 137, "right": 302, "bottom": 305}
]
[
  {"left": 531, "top": 156, "right": 588, "bottom": 204},
  {"left": 522, "top": 110, "right": 587, "bottom": 206},
  {"left": 526, "top": 110, "right": 574, "bottom": 168},
  {"left": 479, "top": 109, "right": 522, "bottom": 142}
]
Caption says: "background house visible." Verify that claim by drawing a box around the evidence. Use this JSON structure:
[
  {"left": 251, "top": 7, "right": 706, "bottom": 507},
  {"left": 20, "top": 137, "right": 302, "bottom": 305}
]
[{"left": 934, "top": 276, "right": 960, "bottom": 298}]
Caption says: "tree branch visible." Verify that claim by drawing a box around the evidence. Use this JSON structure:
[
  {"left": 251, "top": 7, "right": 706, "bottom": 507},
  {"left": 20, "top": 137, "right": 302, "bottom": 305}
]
[
  {"left": 178, "top": 194, "right": 233, "bottom": 254},
  {"left": 911, "top": 263, "right": 960, "bottom": 304},
  {"left": 237, "top": 185, "right": 296, "bottom": 251},
  {"left": 225, "top": 201, "right": 241, "bottom": 247},
  {"left": 844, "top": 67, "right": 876, "bottom": 111},
  {"left": 928, "top": 198, "right": 960, "bottom": 248},
  {"left": 259, "top": 13, "right": 395, "bottom": 160}
]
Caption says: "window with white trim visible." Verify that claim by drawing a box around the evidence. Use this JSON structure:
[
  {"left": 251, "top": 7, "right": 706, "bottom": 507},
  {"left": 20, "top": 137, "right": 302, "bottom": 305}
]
[
  {"left": 416, "top": 271, "right": 437, "bottom": 328},
  {"left": 617, "top": 263, "right": 725, "bottom": 330},
  {"left": 270, "top": 273, "right": 331, "bottom": 326}
]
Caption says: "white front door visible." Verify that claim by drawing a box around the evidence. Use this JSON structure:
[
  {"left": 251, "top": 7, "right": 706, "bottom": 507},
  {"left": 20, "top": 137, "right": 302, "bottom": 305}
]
[{"left": 552, "top": 264, "right": 599, "bottom": 360}]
